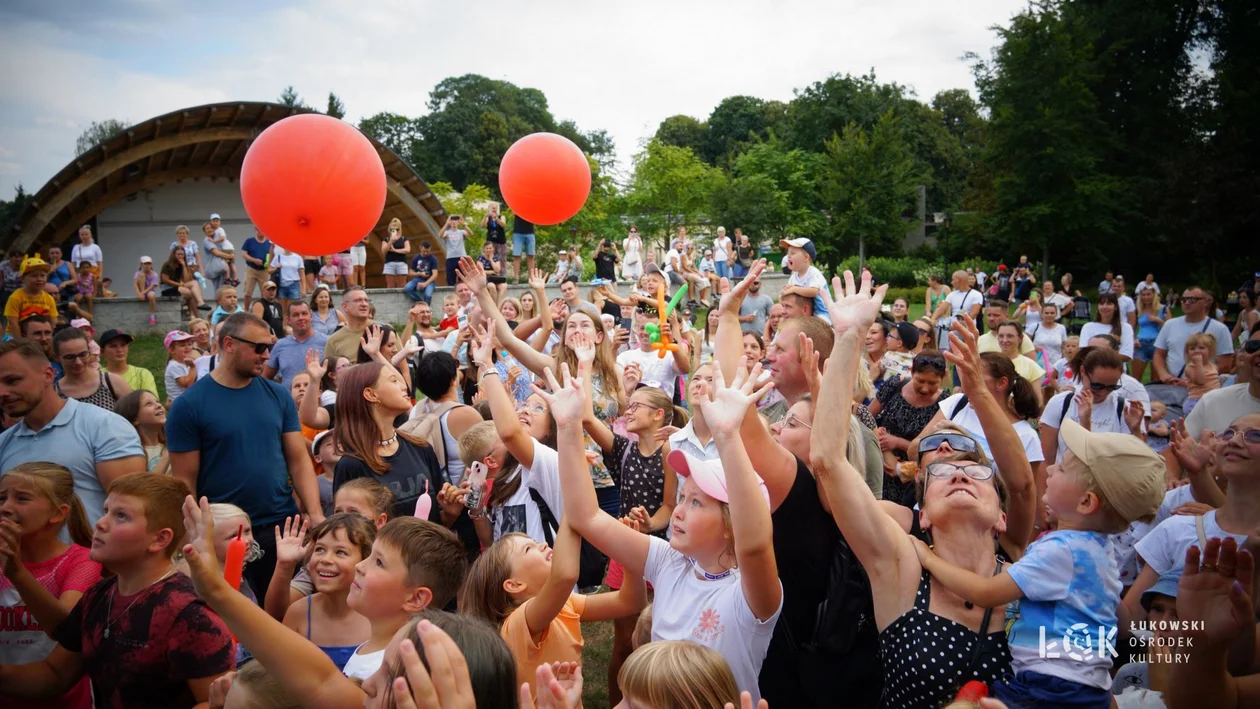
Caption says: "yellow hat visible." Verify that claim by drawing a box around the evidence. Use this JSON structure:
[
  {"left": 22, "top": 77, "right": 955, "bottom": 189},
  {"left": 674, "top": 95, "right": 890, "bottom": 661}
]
[
  {"left": 1059, "top": 418, "right": 1165, "bottom": 523},
  {"left": 19, "top": 255, "right": 50, "bottom": 277}
]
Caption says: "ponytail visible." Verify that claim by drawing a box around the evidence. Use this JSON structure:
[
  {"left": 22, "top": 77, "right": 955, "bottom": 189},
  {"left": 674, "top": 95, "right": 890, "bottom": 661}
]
[
  {"left": 2, "top": 462, "right": 93, "bottom": 547},
  {"left": 65, "top": 494, "right": 93, "bottom": 547},
  {"left": 980, "top": 353, "right": 1042, "bottom": 420}
]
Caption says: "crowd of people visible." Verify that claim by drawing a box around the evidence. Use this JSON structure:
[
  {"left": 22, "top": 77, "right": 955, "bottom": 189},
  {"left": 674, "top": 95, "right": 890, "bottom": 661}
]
[{"left": 0, "top": 216, "right": 1258, "bottom": 709}]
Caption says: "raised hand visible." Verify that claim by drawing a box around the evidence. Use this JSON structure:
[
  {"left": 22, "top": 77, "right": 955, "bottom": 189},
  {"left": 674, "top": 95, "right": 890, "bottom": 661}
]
[
  {"left": 390, "top": 622, "right": 478, "bottom": 709},
  {"left": 1176, "top": 537, "right": 1255, "bottom": 650},
  {"left": 819, "top": 269, "right": 888, "bottom": 337},
  {"left": 798, "top": 331, "right": 821, "bottom": 404},
  {"left": 1123, "top": 399, "right": 1145, "bottom": 432},
  {"left": 1171, "top": 420, "right": 1215, "bottom": 476},
  {"left": 716, "top": 258, "right": 767, "bottom": 317},
  {"left": 1073, "top": 389, "right": 1092, "bottom": 424},
  {"left": 528, "top": 268, "right": 547, "bottom": 291},
  {"left": 944, "top": 315, "right": 982, "bottom": 391},
  {"left": 273, "top": 515, "right": 311, "bottom": 567},
  {"left": 722, "top": 691, "right": 769, "bottom": 709},
  {"left": 519, "top": 662, "right": 583, "bottom": 709},
  {"left": 305, "top": 349, "right": 328, "bottom": 383},
  {"left": 697, "top": 363, "right": 774, "bottom": 437},
  {"left": 207, "top": 671, "right": 237, "bottom": 709},
  {"left": 456, "top": 256, "right": 488, "bottom": 294},
  {"left": 622, "top": 360, "right": 642, "bottom": 392},
  {"left": 361, "top": 324, "right": 385, "bottom": 359},
  {"left": 653, "top": 424, "right": 679, "bottom": 442},
  {"left": 469, "top": 324, "right": 494, "bottom": 368},
  {"left": 437, "top": 483, "right": 467, "bottom": 519},
  {"left": 532, "top": 365, "right": 585, "bottom": 428},
  {"left": 180, "top": 495, "right": 224, "bottom": 598},
  {"left": 570, "top": 331, "right": 595, "bottom": 366}
]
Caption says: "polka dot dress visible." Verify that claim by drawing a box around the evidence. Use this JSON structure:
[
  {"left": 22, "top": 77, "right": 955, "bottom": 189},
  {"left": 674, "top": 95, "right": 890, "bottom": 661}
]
[
  {"left": 609, "top": 435, "right": 667, "bottom": 539},
  {"left": 878, "top": 568, "right": 1012, "bottom": 708}
]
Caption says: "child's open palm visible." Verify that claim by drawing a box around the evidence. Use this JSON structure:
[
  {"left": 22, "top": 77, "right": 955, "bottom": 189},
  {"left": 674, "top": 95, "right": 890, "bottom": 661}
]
[
  {"left": 180, "top": 495, "right": 224, "bottom": 599},
  {"left": 570, "top": 331, "right": 596, "bottom": 365},
  {"left": 697, "top": 363, "right": 774, "bottom": 436},
  {"left": 533, "top": 365, "right": 585, "bottom": 428},
  {"left": 456, "top": 256, "right": 488, "bottom": 294},
  {"left": 820, "top": 269, "right": 888, "bottom": 337},
  {"left": 274, "top": 515, "right": 311, "bottom": 566}
]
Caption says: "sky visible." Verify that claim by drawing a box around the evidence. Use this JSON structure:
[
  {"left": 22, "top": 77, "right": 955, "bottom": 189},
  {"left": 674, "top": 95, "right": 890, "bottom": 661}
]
[{"left": 0, "top": 0, "right": 1027, "bottom": 195}]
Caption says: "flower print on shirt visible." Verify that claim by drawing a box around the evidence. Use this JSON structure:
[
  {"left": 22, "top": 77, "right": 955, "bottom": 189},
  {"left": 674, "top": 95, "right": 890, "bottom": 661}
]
[{"left": 691, "top": 607, "right": 726, "bottom": 643}]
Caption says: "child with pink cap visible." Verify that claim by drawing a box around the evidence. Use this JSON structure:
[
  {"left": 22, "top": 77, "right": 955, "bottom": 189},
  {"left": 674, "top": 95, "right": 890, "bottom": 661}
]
[
  {"left": 539, "top": 359, "right": 782, "bottom": 705},
  {"left": 163, "top": 330, "right": 198, "bottom": 406}
]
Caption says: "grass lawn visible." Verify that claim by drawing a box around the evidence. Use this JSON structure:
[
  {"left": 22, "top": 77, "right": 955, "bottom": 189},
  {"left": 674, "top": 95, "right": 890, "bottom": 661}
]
[{"left": 128, "top": 334, "right": 174, "bottom": 402}]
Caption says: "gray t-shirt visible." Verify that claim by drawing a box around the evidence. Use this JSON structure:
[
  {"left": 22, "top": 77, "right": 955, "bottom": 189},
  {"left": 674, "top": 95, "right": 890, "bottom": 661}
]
[
  {"left": 739, "top": 294, "right": 774, "bottom": 334},
  {"left": 265, "top": 331, "right": 328, "bottom": 384},
  {"left": 1153, "top": 315, "right": 1234, "bottom": 376}
]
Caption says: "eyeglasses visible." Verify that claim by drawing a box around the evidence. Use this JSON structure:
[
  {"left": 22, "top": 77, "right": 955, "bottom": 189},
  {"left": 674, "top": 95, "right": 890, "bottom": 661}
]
[
  {"left": 229, "top": 335, "right": 273, "bottom": 354},
  {"left": 918, "top": 432, "right": 978, "bottom": 455},
  {"left": 926, "top": 461, "right": 995, "bottom": 481},
  {"left": 1219, "top": 427, "right": 1260, "bottom": 445},
  {"left": 625, "top": 401, "right": 664, "bottom": 415},
  {"left": 515, "top": 402, "right": 546, "bottom": 415},
  {"left": 1089, "top": 382, "right": 1122, "bottom": 392},
  {"left": 784, "top": 412, "right": 812, "bottom": 430},
  {"left": 60, "top": 351, "right": 91, "bottom": 362},
  {"left": 1180, "top": 296, "right": 1204, "bottom": 303}
]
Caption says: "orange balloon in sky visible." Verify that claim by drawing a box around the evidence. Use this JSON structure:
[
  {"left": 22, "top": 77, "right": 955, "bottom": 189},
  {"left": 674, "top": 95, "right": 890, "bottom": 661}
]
[
  {"left": 241, "top": 113, "right": 386, "bottom": 256},
  {"left": 498, "top": 132, "right": 591, "bottom": 225}
]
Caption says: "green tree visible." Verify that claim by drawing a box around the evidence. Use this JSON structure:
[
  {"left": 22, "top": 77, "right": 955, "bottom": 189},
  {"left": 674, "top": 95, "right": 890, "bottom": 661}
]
[
  {"left": 654, "top": 115, "right": 708, "bottom": 157},
  {"left": 710, "top": 137, "right": 823, "bottom": 243},
  {"left": 0, "top": 184, "right": 30, "bottom": 238},
  {"left": 326, "top": 92, "right": 346, "bottom": 119},
  {"left": 819, "top": 111, "right": 923, "bottom": 266},
  {"left": 278, "top": 86, "right": 309, "bottom": 109},
  {"left": 428, "top": 181, "right": 495, "bottom": 255},
  {"left": 624, "top": 140, "right": 718, "bottom": 246},
  {"left": 358, "top": 113, "right": 423, "bottom": 166},
  {"left": 703, "top": 95, "right": 782, "bottom": 165},
  {"left": 74, "top": 119, "right": 128, "bottom": 156}
]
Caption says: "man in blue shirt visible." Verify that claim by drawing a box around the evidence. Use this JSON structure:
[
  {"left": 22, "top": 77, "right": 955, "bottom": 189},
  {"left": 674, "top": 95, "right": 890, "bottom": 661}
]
[
  {"left": 261, "top": 300, "right": 327, "bottom": 384},
  {"left": 404, "top": 241, "right": 440, "bottom": 304},
  {"left": 167, "top": 312, "right": 324, "bottom": 598},
  {"left": 240, "top": 227, "right": 274, "bottom": 311},
  {"left": 0, "top": 339, "right": 145, "bottom": 525},
  {"left": 512, "top": 214, "right": 535, "bottom": 283}
]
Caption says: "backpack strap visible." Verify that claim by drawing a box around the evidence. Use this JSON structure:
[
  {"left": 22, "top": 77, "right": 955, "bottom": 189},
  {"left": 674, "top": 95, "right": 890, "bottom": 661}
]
[
  {"left": 1116, "top": 396, "right": 1126, "bottom": 419},
  {"left": 1195, "top": 513, "right": 1208, "bottom": 551},
  {"left": 950, "top": 395, "right": 970, "bottom": 420},
  {"left": 1060, "top": 391, "right": 1074, "bottom": 424},
  {"left": 528, "top": 489, "right": 557, "bottom": 546},
  {"left": 1176, "top": 320, "right": 1214, "bottom": 377}
]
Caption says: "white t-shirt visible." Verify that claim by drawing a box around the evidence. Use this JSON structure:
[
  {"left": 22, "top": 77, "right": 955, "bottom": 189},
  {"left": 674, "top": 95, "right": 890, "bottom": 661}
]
[
  {"left": 664, "top": 249, "right": 681, "bottom": 273},
  {"left": 342, "top": 645, "right": 385, "bottom": 680},
  {"left": 276, "top": 252, "right": 304, "bottom": 286},
  {"left": 1078, "top": 321, "right": 1135, "bottom": 360},
  {"left": 487, "top": 440, "right": 566, "bottom": 544},
  {"left": 945, "top": 289, "right": 984, "bottom": 333},
  {"left": 71, "top": 242, "right": 103, "bottom": 268},
  {"left": 194, "top": 354, "right": 215, "bottom": 380},
  {"left": 976, "top": 271, "right": 987, "bottom": 289},
  {"left": 713, "top": 236, "right": 731, "bottom": 263},
  {"left": 643, "top": 535, "right": 782, "bottom": 703},
  {"left": 1154, "top": 484, "right": 1196, "bottom": 527},
  {"left": 937, "top": 393, "right": 1045, "bottom": 466},
  {"left": 1154, "top": 316, "right": 1235, "bottom": 377},
  {"left": 787, "top": 265, "right": 830, "bottom": 318},
  {"left": 1119, "top": 374, "right": 1151, "bottom": 417},
  {"left": 1040, "top": 390, "right": 1131, "bottom": 462},
  {"left": 1044, "top": 292, "right": 1073, "bottom": 313},
  {"left": 1134, "top": 510, "right": 1250, "bottom": 577},
  {"left": 617, "top": 347, "right": 683, "bottom": 389},
  {"left": 1117, "top": 294, "right": 1136, "bottom": 324},
  {"left": 165, "top": 360, "right": 191, "bottom": 401},
  {"left": 1184, "top": 383, "right": 1260, "bottom": 438},
  {"left": 1028, "top": 322, "right": 1068, "bottom": 364}
]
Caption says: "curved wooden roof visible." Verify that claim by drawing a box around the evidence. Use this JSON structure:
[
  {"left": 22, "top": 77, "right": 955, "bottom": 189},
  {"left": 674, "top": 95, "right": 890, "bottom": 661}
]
[{"left": 4, "top": 102, "right": 448, "bottom": 280}]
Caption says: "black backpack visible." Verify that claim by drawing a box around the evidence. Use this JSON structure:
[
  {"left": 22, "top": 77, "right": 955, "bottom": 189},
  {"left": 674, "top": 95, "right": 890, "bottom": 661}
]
[{"left": 529, "top": 489, "right": 608, "bottom": 589}]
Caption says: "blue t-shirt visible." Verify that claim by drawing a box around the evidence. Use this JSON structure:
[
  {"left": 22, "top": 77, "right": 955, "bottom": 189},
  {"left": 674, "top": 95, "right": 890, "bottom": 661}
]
[
  {"left": 265, "top": 331, "right": 328, "bottom": 385},
  {"left": 1005, "top": 530, "right": 1120, "bottom": 690},
  {"left": 210, "top": 304, "right": 245, "bottom": 325},
  {"left": 409, "top": 254, "right": 439, "bottom": 278},
  {"left": 166, "top": 376, "right": 301, "bottom": 525},
  {"left": 241, "top": 237, "right": 273, "bottom": 271}
]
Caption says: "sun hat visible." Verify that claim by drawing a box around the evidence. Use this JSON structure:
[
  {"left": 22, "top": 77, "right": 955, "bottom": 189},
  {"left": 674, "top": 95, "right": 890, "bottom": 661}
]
[
  {"left": 1140, "top": 570, "right": 1181, "bottom": 611},
  {"left": 19, "top": 255, "right": 50, "bottom": 276},
  {"left": 164, "top": 330, "right": 195, "bottom": 349},
  {"left": 779, "top": 238, "right": 816, "bottom": 261},
  {"left": 98, "top": 329, "right": 133, "bottom": 346},
  {"left": 70, "top": 318, "right": 94, "bottom": 332},
  {"left": 1058, "top": 418, "right": 1165, "bottom": 523},
  {"left": 666, "top": 449, "right": 769, "bottom": 508}
]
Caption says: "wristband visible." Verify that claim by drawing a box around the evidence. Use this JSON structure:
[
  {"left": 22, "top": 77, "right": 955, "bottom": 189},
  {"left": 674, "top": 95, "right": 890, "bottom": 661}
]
[{"left": 479, "top": 369, "right": 498, "bottom": 381}]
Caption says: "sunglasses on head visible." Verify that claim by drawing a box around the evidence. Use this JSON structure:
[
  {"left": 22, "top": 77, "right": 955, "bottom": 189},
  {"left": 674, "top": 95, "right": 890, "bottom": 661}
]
[
  {"left": 229, "top": 335, "right": 272, "bottom": 354},
  {"left": 1219, "top": 427, "right": 1260, "bottom": 445},
  {"left": 1244, "top": 340, "right": 1260, "bottom": 354},
  {"left": 925, "top": 461, "right": 996, "bottom": 482},
  {"left": 917, "top": 432, "right": 978, "bottom": 455},
  {"left": 1089, "top": 382, "right": 1121, "bottom": 392}
]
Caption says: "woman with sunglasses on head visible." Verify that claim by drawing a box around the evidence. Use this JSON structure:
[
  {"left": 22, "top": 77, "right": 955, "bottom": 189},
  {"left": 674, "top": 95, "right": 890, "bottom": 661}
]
[
  {"left": 868, "top": 353, "right": 950, "bottom": 508},
  {"left": 809, "top": 279, "right": 1038, "bottom": 709},
  {"left": 1040, "top": 347, "right": 1146, "bottom": 467}
]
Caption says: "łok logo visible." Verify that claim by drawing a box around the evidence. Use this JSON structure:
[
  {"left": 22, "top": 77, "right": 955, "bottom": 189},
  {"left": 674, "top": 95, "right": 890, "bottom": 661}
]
[{"left": 1039, "top": 623, "right": 1118, "bottom": 661}]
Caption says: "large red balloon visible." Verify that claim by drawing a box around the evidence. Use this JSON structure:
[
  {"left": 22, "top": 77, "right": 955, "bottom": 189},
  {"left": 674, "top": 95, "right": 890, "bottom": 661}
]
[
  {"left": 240, "top": 114, "right": 386, "bottom": 256},
  {"left": 498, "top": 133, "right": 591, "bottom": 225}
]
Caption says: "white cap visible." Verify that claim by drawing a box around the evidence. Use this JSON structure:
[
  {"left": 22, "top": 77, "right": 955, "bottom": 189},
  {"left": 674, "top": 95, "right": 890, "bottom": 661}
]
[
  {"left": 210, "top": 213, "right": 221, "bottom": 220},
  {"left": 139, "top": 255, "right": 153, "bottom": 264}
]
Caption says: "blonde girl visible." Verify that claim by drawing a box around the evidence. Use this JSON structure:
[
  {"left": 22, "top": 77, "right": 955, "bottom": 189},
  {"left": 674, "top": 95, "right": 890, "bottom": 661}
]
[
  {"left": 518, "top": 291, "right": 538, "bottom": 323},
  {"left": 459, "top": 521, "right": 646, "bottom": 696},
  {"left": 1053, "top": 335, "right": 1081, "bottom": 392},
  {"left": 617, "top": 641, "right": 745, "bottom": 709},
  {"left": 115, "top": 390, "right": 170, "bottom": 474},
  {"left": 544, "top": 359, "right": 782, "bottom": 703},
  {"left": 500, "top": 297, "right": 524, "bottom": 324},
  {"left": 163, "top": 330, "right": 198, "bottom": 406},
  {"left": 0, "top": 462, "right": 101, "bottom": 709},
  {"left": 263, "top": 478, "right": 394, "bottom": 620},
  {"left": 282, "top": 514, "right": 374, "bottom": 671},
  {"left": 1183, "top": 332, "right": 1220, "bottom": 415}
]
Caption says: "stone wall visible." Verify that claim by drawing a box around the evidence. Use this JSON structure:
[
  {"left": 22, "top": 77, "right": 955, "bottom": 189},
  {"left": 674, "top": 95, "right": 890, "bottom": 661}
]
[{"left": 87, "top": 273, "right": 791, "bottom": 335}]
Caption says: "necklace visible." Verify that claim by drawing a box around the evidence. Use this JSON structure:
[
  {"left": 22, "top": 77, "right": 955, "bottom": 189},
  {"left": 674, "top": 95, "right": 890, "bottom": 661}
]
[
  {"left": 103, "top": 568, "right": 176, "bottom": 639},
  {"left": 687, "top": 557, "right": 734, "bottom": 581},
  {"left": 379, "top": 431, "right": 398, "bottom": 447}
]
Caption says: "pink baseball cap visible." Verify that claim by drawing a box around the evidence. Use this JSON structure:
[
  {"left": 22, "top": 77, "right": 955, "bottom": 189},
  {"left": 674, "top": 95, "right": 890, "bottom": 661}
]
[
  {"left": 70, "top": 318, "right": 93, "bottom": 331},
  {"left": 164, "top": 330, "right": 195, "bottom": 349},
  {"left": 667, "top": 449, "right": 770, "bottom": 508}
]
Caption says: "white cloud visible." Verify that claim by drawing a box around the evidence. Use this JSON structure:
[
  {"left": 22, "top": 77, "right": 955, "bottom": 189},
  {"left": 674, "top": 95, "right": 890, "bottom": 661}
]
[{"left": 0, "top": 0, "right": 1024, "bottom": 193}]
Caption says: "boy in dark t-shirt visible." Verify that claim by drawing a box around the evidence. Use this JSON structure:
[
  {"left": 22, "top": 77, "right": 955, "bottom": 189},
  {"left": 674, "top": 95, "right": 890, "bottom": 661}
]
[{"left": 0, "top": 474, "right": 234, "bottom": 708}]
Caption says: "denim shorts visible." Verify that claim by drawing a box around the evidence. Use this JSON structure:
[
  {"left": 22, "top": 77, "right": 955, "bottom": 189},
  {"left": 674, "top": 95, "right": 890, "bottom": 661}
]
[
  {"left": 278, "top": 282, "right": 301, "bottom": 300},
  {"left": 382, "top": 261, "right": 408, "bottom": 276},
  {"left": 1136, "top": 337, "right": 1157, "bottom": 362},
  {"left": 512, "top": 232, "right": 536, "bottom": 257}
]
